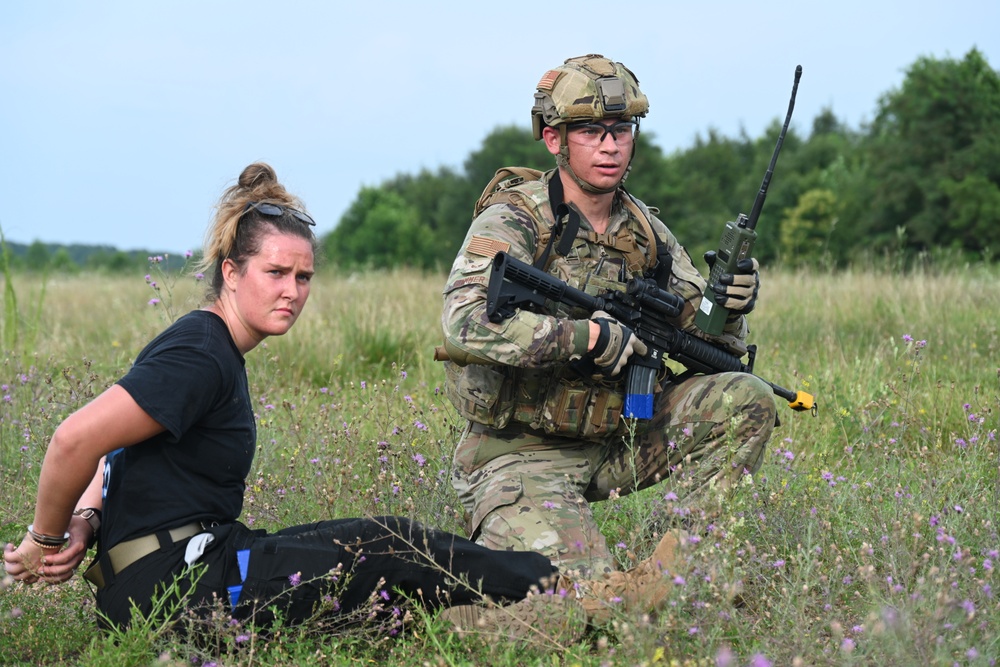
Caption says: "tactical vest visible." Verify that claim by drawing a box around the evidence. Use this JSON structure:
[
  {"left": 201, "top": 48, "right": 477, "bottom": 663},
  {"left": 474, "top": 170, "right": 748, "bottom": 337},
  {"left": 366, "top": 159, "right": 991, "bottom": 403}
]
[
  {"left": 446, "top": 167, "right": 667, "bottom": 440},
  {"left": 473, "top": 167, "right": 659, "bottom": 275}
]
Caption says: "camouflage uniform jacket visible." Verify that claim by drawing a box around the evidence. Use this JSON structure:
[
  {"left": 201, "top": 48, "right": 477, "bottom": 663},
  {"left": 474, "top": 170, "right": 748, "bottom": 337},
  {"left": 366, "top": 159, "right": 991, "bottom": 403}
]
[{"left": 442, "top": 168, "right": 749, "bottom": 440}]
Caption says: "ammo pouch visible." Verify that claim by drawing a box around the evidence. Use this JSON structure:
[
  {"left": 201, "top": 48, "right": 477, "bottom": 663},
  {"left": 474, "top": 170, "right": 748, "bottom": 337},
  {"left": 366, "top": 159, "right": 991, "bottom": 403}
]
[
  {"left": 444, "top": 362, "right": 514, "bottom": 428},
  {"left": 530, "top": 379, "right": 624, "bottom": 439},
  {"left": 446, "top": 361, "right": 625, "bottom": 439}
]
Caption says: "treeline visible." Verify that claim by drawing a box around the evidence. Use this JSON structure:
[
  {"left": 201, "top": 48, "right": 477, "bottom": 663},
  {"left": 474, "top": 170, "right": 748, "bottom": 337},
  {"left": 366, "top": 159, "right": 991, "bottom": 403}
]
[
  {"left": 1, "top": 241, "right": 188, "bottom": 273},
  {"left": 324, "top": 49, "right": 1000, "bottom": 271}
]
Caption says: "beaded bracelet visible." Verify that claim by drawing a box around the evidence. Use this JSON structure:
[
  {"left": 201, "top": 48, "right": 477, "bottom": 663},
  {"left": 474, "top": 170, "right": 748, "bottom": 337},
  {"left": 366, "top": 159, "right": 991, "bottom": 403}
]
[
  {"left": 29, "top": 534, "right": 63, "bottom": 550},
  {"left": 27, "top": 524, "right": 70, "bottom": 549}
]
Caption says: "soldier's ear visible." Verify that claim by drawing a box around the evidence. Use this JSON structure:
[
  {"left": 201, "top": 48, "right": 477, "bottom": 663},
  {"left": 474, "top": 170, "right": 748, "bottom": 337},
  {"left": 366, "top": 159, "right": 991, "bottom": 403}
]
[{"left": 541, "top": 126, "right": 562, "bottom": 156}]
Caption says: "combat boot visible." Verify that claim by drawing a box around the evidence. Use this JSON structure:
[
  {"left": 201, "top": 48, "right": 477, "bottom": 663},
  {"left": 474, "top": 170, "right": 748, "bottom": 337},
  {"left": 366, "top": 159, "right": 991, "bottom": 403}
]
[
  {"left": 555, "top": 529, "right": 683, "bottom": 624},
  {"left": 439, "top": 592, "right": 587, "bottom": 643},
  {"left": 442, "top": 530, "right": 685, "bottom": 639}
]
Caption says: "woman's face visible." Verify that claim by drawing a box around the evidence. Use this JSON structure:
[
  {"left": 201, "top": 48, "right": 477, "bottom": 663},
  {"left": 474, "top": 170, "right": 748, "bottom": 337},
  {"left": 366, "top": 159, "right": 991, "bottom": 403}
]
[{"left": 225, "top": 230, "right": 314, "bottom": 346}]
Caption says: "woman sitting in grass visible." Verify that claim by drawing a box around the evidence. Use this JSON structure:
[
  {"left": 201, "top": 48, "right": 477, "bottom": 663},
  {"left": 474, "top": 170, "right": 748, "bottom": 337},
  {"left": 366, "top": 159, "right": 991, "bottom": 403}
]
[{"left": 3, "top": 162, "right": 680, "bottom": 641}]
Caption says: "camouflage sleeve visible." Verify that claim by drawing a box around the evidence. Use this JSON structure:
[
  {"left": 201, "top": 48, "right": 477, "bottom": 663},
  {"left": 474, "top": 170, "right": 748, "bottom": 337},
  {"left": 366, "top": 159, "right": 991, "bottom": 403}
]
[
  {"left": 442, "top": 204, "right": 592, "bottom": 367},
  {"left": 647, "top": 212, "right": 750, "bottom": 354}
]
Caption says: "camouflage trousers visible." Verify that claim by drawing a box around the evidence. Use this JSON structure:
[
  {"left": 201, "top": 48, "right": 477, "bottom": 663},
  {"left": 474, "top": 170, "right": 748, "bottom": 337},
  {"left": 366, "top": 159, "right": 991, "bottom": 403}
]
[{"left": 451, "top": 371, "right": 777, "bottom": 575}]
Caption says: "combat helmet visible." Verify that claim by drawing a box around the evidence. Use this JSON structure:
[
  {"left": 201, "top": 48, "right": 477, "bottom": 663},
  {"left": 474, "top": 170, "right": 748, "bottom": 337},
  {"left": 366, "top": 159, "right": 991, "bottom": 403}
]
[{"left": 532, "top": 54, "right": 649, "bottom": 193}]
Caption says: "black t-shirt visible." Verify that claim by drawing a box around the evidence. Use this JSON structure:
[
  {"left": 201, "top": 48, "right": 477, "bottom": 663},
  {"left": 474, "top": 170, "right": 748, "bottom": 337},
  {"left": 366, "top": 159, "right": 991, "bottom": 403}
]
[{"left": 102, "top": 310, "right": 256, "bottom": 548}]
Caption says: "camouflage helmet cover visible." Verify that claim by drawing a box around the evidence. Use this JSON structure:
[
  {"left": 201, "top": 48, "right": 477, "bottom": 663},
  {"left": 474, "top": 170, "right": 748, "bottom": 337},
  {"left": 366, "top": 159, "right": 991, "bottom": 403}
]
[{"left": 531, "top": 54, "right": 649, "bottom": 140}]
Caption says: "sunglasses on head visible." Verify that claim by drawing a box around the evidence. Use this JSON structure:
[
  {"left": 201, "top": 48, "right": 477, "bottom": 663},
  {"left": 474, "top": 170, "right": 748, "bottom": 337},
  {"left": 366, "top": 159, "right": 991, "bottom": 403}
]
[{"left": 242, "top": 201, "right": 316, "bottom": 227}]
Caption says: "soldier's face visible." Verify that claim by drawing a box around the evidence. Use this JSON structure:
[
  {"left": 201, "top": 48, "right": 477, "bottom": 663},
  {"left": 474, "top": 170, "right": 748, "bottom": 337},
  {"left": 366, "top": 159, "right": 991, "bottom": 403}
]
[{"left": 543, "top": 122, "right": 629, "bottom": 191}]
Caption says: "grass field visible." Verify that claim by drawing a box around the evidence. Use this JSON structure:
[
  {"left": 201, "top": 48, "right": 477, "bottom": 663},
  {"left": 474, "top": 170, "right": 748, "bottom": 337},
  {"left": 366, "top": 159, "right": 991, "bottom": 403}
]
[{"left": 0, "top": 262, "right": 997, "bottom": 666}]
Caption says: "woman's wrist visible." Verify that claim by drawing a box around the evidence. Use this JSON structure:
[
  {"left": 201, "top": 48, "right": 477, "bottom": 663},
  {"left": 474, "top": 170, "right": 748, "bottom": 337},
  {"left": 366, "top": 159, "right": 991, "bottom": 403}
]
[
  {"left": 72, "top": 508, "right": 102, "bottom": 547},
  {"left": 26, "top": 525, "right": 69, "bottom": 550}
]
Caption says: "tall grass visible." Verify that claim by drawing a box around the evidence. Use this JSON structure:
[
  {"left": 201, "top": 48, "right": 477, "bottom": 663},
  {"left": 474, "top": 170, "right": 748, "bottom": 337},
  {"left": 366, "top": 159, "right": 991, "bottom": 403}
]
[{"left": 1, "top": 264, "right": 997, "bottom": 666}]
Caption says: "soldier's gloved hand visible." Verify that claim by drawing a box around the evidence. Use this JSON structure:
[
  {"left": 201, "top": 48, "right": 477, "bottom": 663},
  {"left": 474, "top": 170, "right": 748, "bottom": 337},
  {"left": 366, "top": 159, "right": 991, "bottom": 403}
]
[
  {"left": 587, "top": 311, "right": 648, "bottom": 377},
  {"left": 704, "top": 251, "right": 760, "bottom": 316}
]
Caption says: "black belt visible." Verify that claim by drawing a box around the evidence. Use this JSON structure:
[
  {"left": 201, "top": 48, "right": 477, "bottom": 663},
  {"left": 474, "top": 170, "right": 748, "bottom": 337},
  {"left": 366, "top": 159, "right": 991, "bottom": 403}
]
[{"left": 83, "top": 522, "right": 203, "bottom": 589}]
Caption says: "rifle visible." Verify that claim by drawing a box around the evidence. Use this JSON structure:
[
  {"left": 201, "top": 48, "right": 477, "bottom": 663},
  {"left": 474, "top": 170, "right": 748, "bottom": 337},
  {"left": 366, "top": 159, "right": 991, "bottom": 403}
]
[{"left": 484, "top": 250, "right": 816, "bottom": 419}]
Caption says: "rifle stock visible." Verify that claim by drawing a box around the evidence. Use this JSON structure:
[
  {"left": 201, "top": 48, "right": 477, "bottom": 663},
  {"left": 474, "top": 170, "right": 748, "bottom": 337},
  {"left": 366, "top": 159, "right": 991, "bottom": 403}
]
[{"left": 484, "top": 251, "right": 816, "bottom": 418}]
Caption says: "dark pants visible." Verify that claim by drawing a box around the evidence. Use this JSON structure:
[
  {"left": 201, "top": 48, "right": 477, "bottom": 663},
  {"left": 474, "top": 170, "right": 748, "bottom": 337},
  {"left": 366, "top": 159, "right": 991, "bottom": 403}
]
[{"left": 94, "top": 516, "right": 555, "bottom": 631}]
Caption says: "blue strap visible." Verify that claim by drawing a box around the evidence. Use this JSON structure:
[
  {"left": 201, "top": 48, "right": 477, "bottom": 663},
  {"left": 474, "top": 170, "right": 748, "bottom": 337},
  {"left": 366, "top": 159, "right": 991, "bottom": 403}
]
[{"left": 227, "top": 549, "right": 251, "bottom": 607}]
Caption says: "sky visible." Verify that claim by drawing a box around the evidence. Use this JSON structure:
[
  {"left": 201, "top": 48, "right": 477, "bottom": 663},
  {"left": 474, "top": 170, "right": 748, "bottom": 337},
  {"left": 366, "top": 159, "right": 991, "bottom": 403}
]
[{"left": 1, "top": 1, "right": 997, "bottom": 254}]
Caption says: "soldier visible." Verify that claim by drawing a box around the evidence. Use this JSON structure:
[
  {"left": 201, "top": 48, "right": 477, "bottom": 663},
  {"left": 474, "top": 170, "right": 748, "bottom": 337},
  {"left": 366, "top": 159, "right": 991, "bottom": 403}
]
[{"left": 441, "top": 54, "right": 778, "bottom": 578}]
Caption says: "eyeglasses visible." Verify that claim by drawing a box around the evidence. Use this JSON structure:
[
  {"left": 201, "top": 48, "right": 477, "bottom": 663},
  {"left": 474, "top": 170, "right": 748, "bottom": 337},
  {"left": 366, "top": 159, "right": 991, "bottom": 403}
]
[
  {"left": 566, "top": 120, "right": 637, "bottom": 146},
  {"left": 242, "top": 201, "right": 316, "bottom": 227}
]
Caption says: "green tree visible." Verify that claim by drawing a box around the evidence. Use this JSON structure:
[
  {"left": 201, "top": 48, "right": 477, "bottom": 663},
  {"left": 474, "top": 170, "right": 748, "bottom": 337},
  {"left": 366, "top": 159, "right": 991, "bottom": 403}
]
[
  {"left": 779, "top": 188, "right": 838, "bottom": 266},
  {"left": 462, "top": 125, "right": 553, "bottom": 193},
  {"left": 322, "top": 188, "right": 432, "bottom": 270},
  {"left": 861, "top": 48, "right": 1000, "bottom": 255},
  {"left": 86, "top": 249, "right": 136, "bottom": 273},
  {"left": 325, "top": 126, "right": 552, "bottom": 270},
  {"left": 49, "top": 248, "right": 78, "bottom": 273},
  {"left": 649, "top": 129, "right": 760, "bottom": 259},
  {"left": 380, "top": 167, "right": 471, "bottom": 269},
  {"left": 764, "top": 108, "right": 863, "bottom": 265},
  {"left": 939, "top": 173, "right": 1000, "bottom": 256},
  {"left": 24, "top": 241, "right": 50, "bottom": 272}
]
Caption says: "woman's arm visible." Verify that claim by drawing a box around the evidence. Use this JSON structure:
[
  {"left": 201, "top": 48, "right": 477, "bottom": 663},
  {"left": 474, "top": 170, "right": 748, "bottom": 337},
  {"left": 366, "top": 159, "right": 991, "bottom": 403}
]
[{"left": 3, "top": 384, "right": 164, "bottom": 584}]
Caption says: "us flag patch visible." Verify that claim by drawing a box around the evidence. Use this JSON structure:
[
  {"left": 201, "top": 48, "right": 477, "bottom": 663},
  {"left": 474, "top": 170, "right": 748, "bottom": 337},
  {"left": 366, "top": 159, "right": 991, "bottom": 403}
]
[
  {"left": 537, "top": 69, "right": 560, "bottom": 92},
  {"left": 466, "top": 235, "right": 511, "bottom": 258}
]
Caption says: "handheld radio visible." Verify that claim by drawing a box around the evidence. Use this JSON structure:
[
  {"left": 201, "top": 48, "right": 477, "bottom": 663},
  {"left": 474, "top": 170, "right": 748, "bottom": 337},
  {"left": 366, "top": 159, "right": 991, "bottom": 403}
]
[{"left": 696, "top": 65, "right": 802, "bottom": 335}]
